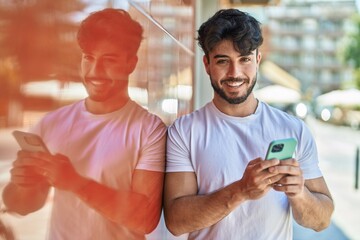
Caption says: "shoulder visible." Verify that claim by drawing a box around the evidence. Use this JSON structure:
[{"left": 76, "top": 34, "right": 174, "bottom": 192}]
[
  {"left": 167, "top": 104, "right": 211, "bottom": 140},
  {"left": 261, "top": 102, "right": 304, "bottom": 127},
  {"left": 260, "top": 102, "right": 315, "bottom": 145},
  {"left": 31, "top": 101, "right": 83, "bottom": 135},
  {"left": 131, "top": 101, "right": 164, "bottom": 122},
  {"left": 41, "top": 101, "right": 82, "bottom": 122},
  {"left": 128, "top": 100, "right": 167, "bottom": 132},
  {"left": 170, "top": 104, "right": 209, "bottom": 129}
]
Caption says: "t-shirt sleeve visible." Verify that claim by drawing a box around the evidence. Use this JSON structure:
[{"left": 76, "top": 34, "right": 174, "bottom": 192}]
[
  {"left": 135, "top": 117, "right": 167, "bottom": 172},
  {"left": 297, "top": 122, "right": 323, "bottom": 180},
  {"left": 166, "top": 121, "right": 194, "bottom": 173}
]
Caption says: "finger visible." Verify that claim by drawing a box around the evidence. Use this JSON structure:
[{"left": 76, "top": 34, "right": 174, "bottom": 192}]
[
  {"left": 18, "top": 150, "right": 39, "bottom": 158},
  {"left": 278, "top": 158, "right": 299, "bottom": 166},
  {"left": 272, "top": 184, "right": 302, "bottom": 195},
  {"left": 18, "top": 151, "right": 54, "bottom": 163},
  {"left": 266, "top": 159, "right": 296, "bottom": 173},
  {"left": 264, "top": 172, "right": 284, "bottom": 185},
  {"left": 273, "top": 165, "right": 302, "bottom": 176},
  {"left": 253, "top": 159, "right": 280, "bottom": 174},
  {"left": 247, "top": 157, "right": 263, "bottom": 167},
  {"left": 13, "top": 157, "right": 36, "bottom": 167},
  {"left": 13, "top": 158, "right": 48, "bottom": 169},
  {"left": 276, "top": 175, "right": 304, "bottom": 186},
  {"left": 11, "top": 166, "right": 41, "bottom": 175},
  {"left": 14, "top": 151, "right": 36, "bottom": 164},
  {"left": 10, "top": 169, "right": 45, "bottom": 186},
  {"left": 14, "top": 152, "right": 55, "bottom": 171},
  {"left": 11, "top": 173, "right": 43, "bottom": 183},
  {"left": 41, "top": 170, "right": 52, "bottom": 183},
  {"left": 269, "top": 174, "right": 286, "bottom": 183}
]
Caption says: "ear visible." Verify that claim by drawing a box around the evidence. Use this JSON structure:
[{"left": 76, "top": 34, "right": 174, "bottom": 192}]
[
  {"left": 203, "top": 55, "right": 210, "bottom": 75},
  {"left": 126, "top": 55, "right": 138, "bottom": 74},
  {"left": 256, "top": 51, "right": 262, "bottom": 65}
]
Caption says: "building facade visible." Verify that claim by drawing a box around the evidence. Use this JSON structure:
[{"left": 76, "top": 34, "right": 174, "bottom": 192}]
[{"left": 266, "top": 0, "right": 356, "bottom": 98}]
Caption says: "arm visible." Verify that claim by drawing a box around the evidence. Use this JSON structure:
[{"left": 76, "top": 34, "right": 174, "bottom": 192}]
[
  {"left": 289, "top": 177, "right": 333, "bottom": 231},
  {"left": 271, "top": 159, "right": 334, "bottom": 231},
  {"left": 74, "top": 169, "right": 164, "bottom": 234},
  {"left": 17, "top": 151, "right": 164, "bottom": 234},
  {"left": 164, "top": 158, "right": 283, "bottom": 236},
  {"left": 2, "top": 182, "right": 50, "bottom": 215}
]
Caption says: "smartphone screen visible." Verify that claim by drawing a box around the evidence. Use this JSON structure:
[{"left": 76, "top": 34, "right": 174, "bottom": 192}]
[
  {"left": 265, "top": 138, "right": 297, "bottom": 160},
  {"left": 12, "top": 130, "right": 50, "bottom": 153}
]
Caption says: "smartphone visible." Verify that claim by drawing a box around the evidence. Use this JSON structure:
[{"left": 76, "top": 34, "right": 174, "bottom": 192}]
[
  {"left": 12, "top": 130, "right": 50, "bottom": 154},
  {"left": 265, "top": 138, "right": 297, "bottom": 160}
]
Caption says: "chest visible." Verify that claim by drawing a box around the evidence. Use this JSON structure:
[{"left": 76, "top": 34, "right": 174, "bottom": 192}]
[
  {"left": 189, "top": 122, "right": 271, "bottom": 192},
  {"left": 44, "top": 117, "right": 142, "bottom": 188}
]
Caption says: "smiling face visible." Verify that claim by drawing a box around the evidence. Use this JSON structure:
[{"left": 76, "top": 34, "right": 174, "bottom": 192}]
[
  {"left": 80, "top": 40, "right": 137, "bottom": 109},
  {"left": 204, "top": 39, "right": 261, "bottom": 107}
]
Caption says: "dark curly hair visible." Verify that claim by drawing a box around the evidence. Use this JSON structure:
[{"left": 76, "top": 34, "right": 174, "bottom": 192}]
[
  {"left": 197, "top": 9, "right": 263, "bottom": 60},
  {"left": 77, "top": 8, "right": 143, "bottom": 57}
]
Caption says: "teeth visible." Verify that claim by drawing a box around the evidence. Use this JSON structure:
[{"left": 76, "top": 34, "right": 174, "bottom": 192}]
[
  {"left": 90, "top": 80, "right": 106, "bottom": 86},
  {"left": 225, "top": 81, "right": 243, "bottom": 87}
]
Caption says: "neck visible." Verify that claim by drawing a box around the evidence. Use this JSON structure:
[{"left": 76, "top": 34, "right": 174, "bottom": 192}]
[
  {"left": 213, "top": 94, "right": 258, "bottom": 117},
  {"left": 85, "top": 94, "right": 130, "bottom": 114}
]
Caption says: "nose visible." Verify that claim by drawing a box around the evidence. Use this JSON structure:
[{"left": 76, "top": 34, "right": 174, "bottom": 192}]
[
  {"left": 227, "top": 62, "right": 241, "bottom": 78},
  {"left": 88, "top": 59, "right": 105, "bottom": 76}
]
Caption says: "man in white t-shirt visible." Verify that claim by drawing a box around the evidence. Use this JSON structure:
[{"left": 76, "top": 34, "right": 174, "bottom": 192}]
[
  {"left": 164, "top": 9, "right": 334, "bottom": 240},
  {"left": 2, "top": 9, "right": 166, "bottom": 239}
]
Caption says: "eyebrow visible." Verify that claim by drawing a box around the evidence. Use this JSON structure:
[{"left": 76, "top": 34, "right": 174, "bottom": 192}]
[
  {"left": 102, "top": 53, "right": 121, "bottom": 58},
  {"left": 213, "top": 53, "right": 252, "bottom": 59},
  {"left": 214, "top": 54, "right": 229, "bottom": 59},
  {"left": 82, "top": 51, "right": 121, "bottom": 58}
]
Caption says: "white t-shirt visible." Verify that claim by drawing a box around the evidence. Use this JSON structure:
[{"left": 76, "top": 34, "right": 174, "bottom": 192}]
[
  {"left": 166, "top": 101, "right": 322, "bottom": 240},
  {"left": 32, "top": 99, "right": 167, "bottom": 240}
]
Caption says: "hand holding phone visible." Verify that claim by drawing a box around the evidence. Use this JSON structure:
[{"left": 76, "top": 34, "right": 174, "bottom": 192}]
[
  {"left": 12, "top": 130, "right": 50, "bottom": 154},
  {"left": 265, "top": 138, "right": 297, "bottom": 160}
]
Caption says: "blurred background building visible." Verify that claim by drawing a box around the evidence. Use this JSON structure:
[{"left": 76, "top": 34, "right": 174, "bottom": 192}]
[
  {"left": 0, "top": 0, "right": 360, "bottom": 238},
  {"left": 1, "top": 0, "right": 359, "bottom": 128},
  {"left": 266, "top": 0, "right": 356, "bottom": 97}
]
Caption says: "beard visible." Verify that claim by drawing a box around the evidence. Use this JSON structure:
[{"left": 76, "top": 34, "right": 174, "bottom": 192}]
[
  {"left": 83, "top": 76, "right": 128, "bottom": 102},
  {"left": 210, "top": 74, "right": 257, "bottom": 104}
]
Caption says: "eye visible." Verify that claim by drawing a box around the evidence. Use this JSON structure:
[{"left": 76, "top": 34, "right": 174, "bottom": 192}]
[
  {"left": 82, "top": 54, "right": 93, "bottom": 61},
  {"left": 240, "top": 57, "right": 251, "bottom": 63},
  {"left": 216, "top": 59, "right": 229, "bottom": 65},
  {"left": 103, "top": 57, "right": 118, "bottom": 64}
]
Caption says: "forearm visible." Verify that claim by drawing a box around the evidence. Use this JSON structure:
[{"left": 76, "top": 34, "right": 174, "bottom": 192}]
[
  {"left": 165, "top": 182, "right": 246, "bottom": 236},
  {"left": 2, "top": 182, "right": 50, "bottom": 215},
  {"left": 73, "top": 178, "right": 158, "bottom": 234},
  {"left": 290, "top": 187, "right": 334, "bottom": 231}
]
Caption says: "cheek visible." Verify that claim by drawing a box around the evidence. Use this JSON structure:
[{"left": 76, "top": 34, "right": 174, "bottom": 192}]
[
  {"left": 208, "top": 64, "right": 223, "bottom": 76},
  {"left": 104, "top": 66, "right": 132, "bottom": 81},
  {"left": 250, "top": 67, "right": 258, "bottom": 77},
  {"left": 80, "top": 61, "right": 91, "bottom": 75},
  {"left": 241, "top": 65, "right": 257, "bottom": 76},
  {"left": 107, "top": 67, "right": 128, "bottom": 77}
]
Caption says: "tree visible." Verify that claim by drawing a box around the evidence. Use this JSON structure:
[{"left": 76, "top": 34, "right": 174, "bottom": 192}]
[{"left": 339, "top": 13, "right": 360, "bottom": 89}]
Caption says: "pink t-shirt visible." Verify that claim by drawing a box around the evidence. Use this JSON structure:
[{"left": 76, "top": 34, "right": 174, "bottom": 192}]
[{"left": 32, "top": 99, "right": 166, "bottom": 240}]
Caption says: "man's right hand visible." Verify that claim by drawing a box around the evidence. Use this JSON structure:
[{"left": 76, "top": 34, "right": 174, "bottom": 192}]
[
  {"left": 10, "top": 150, "right": 48, "bottom": 187},
  {"left": 236, "top": 157, "right": 283, "bottom": 201}
]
